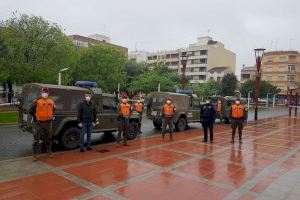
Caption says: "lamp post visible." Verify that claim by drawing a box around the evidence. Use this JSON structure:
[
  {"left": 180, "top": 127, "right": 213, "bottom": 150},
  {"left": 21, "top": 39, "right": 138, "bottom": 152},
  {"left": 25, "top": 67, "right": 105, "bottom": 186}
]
[
  {"left": 247, "top": 91, "right": 252, "bottom": 109},
  {"left": 254, "top": 48, "right": 266, "bottom": 120},
  {"left": 273, "top": 94, "right": 277, "bottom": 108},
  {"left": 180, "top": 52, "right": 189, "bottom": 90},
  {"left": 266, "top": 93, "right": 271, "bottom": 107},
  {"left": 58, "top": 68, "right": 69, "bottom": 86}
]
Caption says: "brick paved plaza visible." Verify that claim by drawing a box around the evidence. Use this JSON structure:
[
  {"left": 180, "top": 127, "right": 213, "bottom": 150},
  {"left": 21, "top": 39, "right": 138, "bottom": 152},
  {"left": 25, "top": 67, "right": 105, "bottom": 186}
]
[{"left": 0, "top": 115, "right": 299, "bottom": 200}]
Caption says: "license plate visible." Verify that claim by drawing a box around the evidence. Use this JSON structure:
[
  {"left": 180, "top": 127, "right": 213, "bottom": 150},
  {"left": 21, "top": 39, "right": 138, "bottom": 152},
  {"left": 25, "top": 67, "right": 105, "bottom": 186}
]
[
  {"left": 151, "top": 111, "right": 157, "bottom": 116},
  {"left": 23, "top": 114, "right": 28, "bottom": 121}
]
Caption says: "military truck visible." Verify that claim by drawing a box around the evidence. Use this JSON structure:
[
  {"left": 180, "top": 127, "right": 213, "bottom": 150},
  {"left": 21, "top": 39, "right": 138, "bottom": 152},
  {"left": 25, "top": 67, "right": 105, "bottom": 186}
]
[
  {"left": 146, "top": 91, "right": 202, "bottom": 131},
  {"left": 208, "top": 96, "right": 248, "bottom": 123},
  {"left": 18, "top": 83, "right": 140, "bottom": 150}
]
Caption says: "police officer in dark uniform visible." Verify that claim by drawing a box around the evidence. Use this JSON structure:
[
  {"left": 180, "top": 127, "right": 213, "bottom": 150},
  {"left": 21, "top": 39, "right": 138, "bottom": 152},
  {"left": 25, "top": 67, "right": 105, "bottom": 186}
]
[{"left": 200, "top": 100, "right": 216, "bottom": 143}]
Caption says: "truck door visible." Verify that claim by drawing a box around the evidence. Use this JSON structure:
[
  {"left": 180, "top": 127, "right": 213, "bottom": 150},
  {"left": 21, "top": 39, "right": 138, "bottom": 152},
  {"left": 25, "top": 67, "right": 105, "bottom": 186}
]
[
  {"left": 96, "top": 96, "right": 118, "bottom": 131},
  {"left": 188, "top": 98, "right": 201, "bottom": 122}
]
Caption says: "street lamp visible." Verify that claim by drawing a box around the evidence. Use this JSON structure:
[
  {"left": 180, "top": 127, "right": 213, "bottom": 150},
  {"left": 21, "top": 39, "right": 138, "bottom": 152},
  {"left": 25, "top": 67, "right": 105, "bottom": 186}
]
[
  {"left": 247, "top": 91, "right": 252, "bottom": 109},
  {"left": 180, "top": 52, "right": 189, "bottom": 90},
  {"left": 266, "top": 92, "right": 271, "bottom": 107},
  {"left": 58, "top": 68, "right": 69, "bottom": 86},
  {"left": 254, "top": 48, "right": 266, "bottom": 120},
  {"left": 273, "top": 94, "right": 277, "bottom": 108}
]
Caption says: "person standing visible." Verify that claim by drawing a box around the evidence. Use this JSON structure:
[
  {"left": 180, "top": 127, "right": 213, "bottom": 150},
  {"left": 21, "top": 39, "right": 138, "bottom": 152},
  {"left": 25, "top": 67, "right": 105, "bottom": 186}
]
[
  {"left": 162, "top": 97, "right": 176, "bottom": 140},
  {"left": 77, "top": 92, "right": 98, "bottom": 152},
  {"left": 134, "top": 99, "right": 144, "bottom": 134},
  {"left": 29, "top": 87, "right": 55, "bottom": 160},
  {"left": 117, "top": 96, "right": 131, "bottom": 146},
  {"left": 216, "top": 99, "right": 223, "bottom": 123},
  {"left": 200, "top": 100, "right": 216, "bottom": 143},
  {"left": 230, "top": 99, "right": 246, "bottom": 144}
]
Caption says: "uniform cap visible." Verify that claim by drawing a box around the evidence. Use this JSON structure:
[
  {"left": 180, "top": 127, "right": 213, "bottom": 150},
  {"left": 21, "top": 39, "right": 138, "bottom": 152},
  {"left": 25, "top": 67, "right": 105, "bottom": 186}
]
[
  {"left": 165, "top": 97, "right": 172, "bottom": 101},
  {"left": 41, "top": 87, "right": 49, "bottom": 93}
]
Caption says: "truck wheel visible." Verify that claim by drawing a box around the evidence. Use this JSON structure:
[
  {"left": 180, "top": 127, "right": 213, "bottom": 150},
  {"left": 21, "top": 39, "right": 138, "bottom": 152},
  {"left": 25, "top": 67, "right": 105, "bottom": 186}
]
[
  {"left": 153, "top": 122, "right": 162, "bottom": 129},
  {"left": 59, "top": 127, "right": 80, "bottom": 150},
  {"left": 176, "top": 117, "right": 187, "bottom": 132},
  {"left": 127, "top": 121, "right": 139, "bottom": 140}
]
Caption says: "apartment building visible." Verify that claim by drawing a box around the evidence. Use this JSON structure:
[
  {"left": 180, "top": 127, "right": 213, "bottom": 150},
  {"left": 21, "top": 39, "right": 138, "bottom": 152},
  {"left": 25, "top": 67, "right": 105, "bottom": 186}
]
[
  {"left": 261, "top": 51, "right": 300, "bottom": 90},
  {"left": 130, "top": 37, "right": 236, "bottom": 84},
  {"left": 68, "top": 34, "right": 128, "bottom": 55},
  {"left": 240, "top": 65, "right": 256, "bottom": 84}
]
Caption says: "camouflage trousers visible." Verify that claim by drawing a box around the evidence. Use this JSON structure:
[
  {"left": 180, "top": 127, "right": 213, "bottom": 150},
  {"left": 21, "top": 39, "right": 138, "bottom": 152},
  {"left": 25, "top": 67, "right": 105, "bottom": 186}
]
[
  {"left": 118, "top": 118, "right": 129, "bottom": 144},
  {"left": 33, "top": 121, "right": 52, "bottom": 154},
  {"left": 162, "top": 117, "right": 174, "bottom": 134},
  {"left": 231, "top": 119, "right": 244, "bottom": 137}
]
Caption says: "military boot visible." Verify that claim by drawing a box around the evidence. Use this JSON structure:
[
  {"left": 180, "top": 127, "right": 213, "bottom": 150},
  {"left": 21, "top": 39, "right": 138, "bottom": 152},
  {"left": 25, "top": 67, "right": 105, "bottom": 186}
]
[
  {"left": 162, "top": 133, "right": 165, "bottom": 140},
  {"left": 170, "top": 133, "right": 173, "bottom": 141},
  {"left": 123, "top": 134, "right": 128, "bottom": 146},
  {"left": 117, "top": 132, "right": 122, "bottom": 143},
  {"left": 239, "top": 135, "right": 243, "bottom": 144}
]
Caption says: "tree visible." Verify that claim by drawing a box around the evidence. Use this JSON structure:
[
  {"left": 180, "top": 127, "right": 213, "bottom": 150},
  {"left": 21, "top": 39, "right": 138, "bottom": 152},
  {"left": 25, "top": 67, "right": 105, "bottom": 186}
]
[
  {"left": 128, "top": 65, "right": 180, "bottom": 93},
  {"left": 124, "top": 60, "right": 148, "bottom": 89},
  {"left": 71, "top": 45, "right": 126, "bottom": 93},
  {"left": 240, "top": 80, "right": 281, "bottom": 98},
  {"left": 186, "top": 80, "right": 220, "bottom": 97},
  {"left": 0, "top": 13, "right": 76, "bottom": 84},
  {"left": 219, "top": 73, "right": 238, "bottom": 96}
]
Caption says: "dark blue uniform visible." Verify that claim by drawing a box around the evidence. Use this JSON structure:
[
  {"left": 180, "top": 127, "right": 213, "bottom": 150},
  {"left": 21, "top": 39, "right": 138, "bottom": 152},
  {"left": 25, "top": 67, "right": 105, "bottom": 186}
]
[{"left": 200, "top": 103, "right": 216, "bottom": 142}]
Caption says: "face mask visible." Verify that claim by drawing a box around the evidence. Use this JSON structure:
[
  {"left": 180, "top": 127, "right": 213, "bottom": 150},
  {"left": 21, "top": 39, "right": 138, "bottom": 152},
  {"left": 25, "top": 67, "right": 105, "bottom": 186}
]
[
  {"left": 235, "top": 101, "right": 240, "bottom": 105},
  {"left": 41, "top": 93, "right": 48, "bottom": 98},
  {"left": 85, "top": 96, "right": 91, "bottom": 102},
  {"left": 205, "top": 100, "right": 210, "bottom": 104},
  {"left": 166, "top": 100, "right": 171, "bottom": 104},
  {"left": 122, "top": 99, "right": 127, "bottom": 103}
]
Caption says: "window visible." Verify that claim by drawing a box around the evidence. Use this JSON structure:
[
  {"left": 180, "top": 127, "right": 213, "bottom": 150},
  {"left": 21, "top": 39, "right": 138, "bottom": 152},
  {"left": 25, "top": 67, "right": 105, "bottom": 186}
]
[
  {"left": 266, "top": 76, "right": 272, "bottom": 81},
  {"left": 289, "top": 55, "right": 297, "bottom": 60},
  {"left": 210, "top": 77, "right": 214, "bottom": 80},
  {"left": 278, "top": 76, "right": 285, "bottom": 81},
  {"left": 200, "top": 50, "right": 207, "bottom": 55},
  {"left": 288, "top": 65, "right": 296, "bottom": 73},
  {"left": 279, "top": 56, "right": 286, "bottom": 63},
  {"left": 266, "top": 67, "right": 272, "bottom": 72},
  {"left": 191, "top": 59, "right": 201, "bottom": 64},
  {"left": 200, "top": 59, "right": 207, "bottom": 64},
  {"left": 267, "top": 57, "right": 273, "bottom": 62},
  {"left": 199, "top": 75, "right": 206, "bottom": 80},
  {"left": 242, "top": 74, "right": 250, "bottom": 79},
  {"left": 192, "top": 67, "right": 199, "bottom": 72},
  {"left": 147, "top": 56, "right": 152, "bottom": 60},
  {"left": 287, "top": 75, "right": 296, "bottom": 82},
  {"left": 192, "top": 99, "right": 200, "bottom": 108},
  {"left": 192, "top": 75, "right": 199, "bottom": 80},
  {"left": 102, "top": 97, "right": 117, "bottom": 112},
  {"left": 199, "top": 67, "right": 206, "bottom": 72},
  {"left": 217, "top": 77, "right": 221, "bottom": 81}
]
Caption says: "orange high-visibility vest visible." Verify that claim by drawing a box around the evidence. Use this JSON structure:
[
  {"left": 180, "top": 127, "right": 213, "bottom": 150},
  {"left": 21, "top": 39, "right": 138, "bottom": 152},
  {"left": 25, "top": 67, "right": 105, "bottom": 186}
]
[
  {"left": 163, "top": 104, "right": 175, "bottom": 117},
  {"left": 35, "top": 98, "right": 55, "bottom": 121},
  {"left": 216, "top": 102, "right": 222, "bottom": 112},
  {"left": 134, "top": 102, "right": 143, "bottom": 113},
  {"left": 119, "top": 103, "right": 131, "bottom": 117},
  {"left": 231, "top": 104, "right": 245, "bottom": 119}
]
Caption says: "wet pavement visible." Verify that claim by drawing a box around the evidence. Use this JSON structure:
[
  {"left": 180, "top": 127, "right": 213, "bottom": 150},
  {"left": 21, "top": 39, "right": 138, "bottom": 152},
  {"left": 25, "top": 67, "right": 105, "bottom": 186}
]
[
  {"left": 0, "top": 107, "right": 290, "bottom": 160},
  {"left": 0, "top": 114, "right": 299, "bottom": 200}
]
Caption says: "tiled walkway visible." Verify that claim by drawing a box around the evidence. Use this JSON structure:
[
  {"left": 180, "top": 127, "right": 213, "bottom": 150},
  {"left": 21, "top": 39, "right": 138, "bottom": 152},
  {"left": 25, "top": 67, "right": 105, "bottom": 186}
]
[{"left": 0, "top": 115, "right": 299, "bottom": 200}]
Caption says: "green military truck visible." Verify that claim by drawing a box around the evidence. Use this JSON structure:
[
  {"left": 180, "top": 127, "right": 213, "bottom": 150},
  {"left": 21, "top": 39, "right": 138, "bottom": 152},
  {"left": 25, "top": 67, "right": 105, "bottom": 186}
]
[
  {"left": 18, "top": 83, "right": 140, "bottom": 150},
  {"left": 208, "top": 96, "right": 248, "bottom": 123},
  {"left": 146, "top": 91, "right": 202, "bottom": 132}
]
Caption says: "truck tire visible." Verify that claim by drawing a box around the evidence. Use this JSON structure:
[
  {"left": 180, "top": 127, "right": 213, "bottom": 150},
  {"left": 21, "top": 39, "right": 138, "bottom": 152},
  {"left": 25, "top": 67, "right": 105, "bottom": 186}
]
[
  {"left": 127, "top": 121, "right": 139, "bottom": 140},
  {"left": 153, "top": 121, "right": 162, "bottom": 129},
  {"left": 176, "top": 117, "right": 187, "bottom": 132},
  {"left": 59, "top": 127, "right": 80, "bottom": 150}
]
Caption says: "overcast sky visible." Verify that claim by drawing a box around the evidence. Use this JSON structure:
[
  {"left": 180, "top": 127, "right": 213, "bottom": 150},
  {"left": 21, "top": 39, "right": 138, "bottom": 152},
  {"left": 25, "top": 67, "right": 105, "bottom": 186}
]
[{"left": 1, "top": 0, "right": 299, "bottom": 77}]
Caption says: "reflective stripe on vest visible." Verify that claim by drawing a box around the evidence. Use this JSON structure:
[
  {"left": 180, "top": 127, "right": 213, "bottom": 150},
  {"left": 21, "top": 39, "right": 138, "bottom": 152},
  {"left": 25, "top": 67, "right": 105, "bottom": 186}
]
[
  {"left": 119, "top": 103, "right": 131, "bottom": 117},
  {"left": 163, "top": 104, "right": 175, "bottom": 117},
  {"left": 134, "top": 103, "right": 143, "bottom": 113},
  {"left": 35, "top": 98, "right": 54, "bottom": 121},
  {"left": 216, "top": 102, "right": 222, "bottom": 112},
  {"left": 231, "top": 104, "right": 245, "bottom": 118}
]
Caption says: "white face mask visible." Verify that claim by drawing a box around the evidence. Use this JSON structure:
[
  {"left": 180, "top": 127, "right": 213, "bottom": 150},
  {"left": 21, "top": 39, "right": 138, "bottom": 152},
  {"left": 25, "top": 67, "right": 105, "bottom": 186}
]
[
  {"left": 166, "top": 100, "right": 171, "bottom": 104},
  {"left": 122, "top": 99, "right": 127, "bottom": 103},
  {"left": 85, "top": 96, "right": 91, "bottom": 102},
  {"left": 235, "top": 101, "right": 240, "bottom": 105},
  {"left": 205, "top": 100, "right": 210, "bottom": 104},
  {"left": 41, "top": 93, "right": 48, "bottom": 98}
]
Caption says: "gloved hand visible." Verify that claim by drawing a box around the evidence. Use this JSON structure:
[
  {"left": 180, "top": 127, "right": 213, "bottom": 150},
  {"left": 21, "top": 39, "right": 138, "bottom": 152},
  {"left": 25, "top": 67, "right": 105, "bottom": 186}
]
[{"left": 78, "top": 123, "right": 83, "bottom": 128}]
